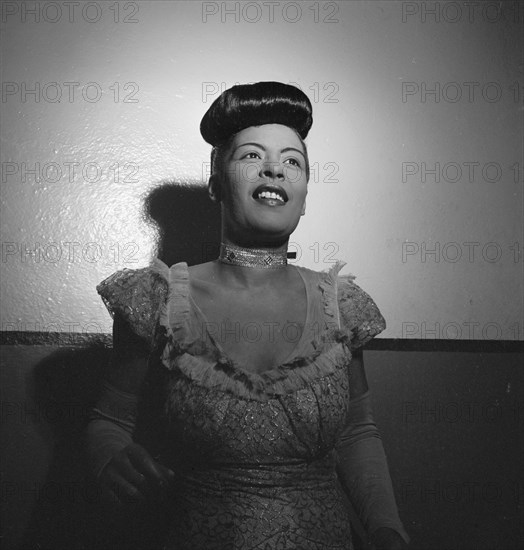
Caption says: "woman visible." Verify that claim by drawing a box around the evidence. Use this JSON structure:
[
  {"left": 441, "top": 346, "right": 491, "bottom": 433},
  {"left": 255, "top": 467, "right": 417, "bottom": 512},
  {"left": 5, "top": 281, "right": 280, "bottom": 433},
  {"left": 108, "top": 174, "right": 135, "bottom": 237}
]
[{"left": 87, "top": 82, "right": 410, "bottom": 550}]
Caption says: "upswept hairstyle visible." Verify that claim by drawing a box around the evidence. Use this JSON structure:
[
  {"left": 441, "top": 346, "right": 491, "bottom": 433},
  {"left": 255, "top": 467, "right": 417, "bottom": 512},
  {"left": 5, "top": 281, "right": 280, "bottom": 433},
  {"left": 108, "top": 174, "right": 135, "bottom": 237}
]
[{"left": 200, "top": 81, "right": 313, "bottom": 180}]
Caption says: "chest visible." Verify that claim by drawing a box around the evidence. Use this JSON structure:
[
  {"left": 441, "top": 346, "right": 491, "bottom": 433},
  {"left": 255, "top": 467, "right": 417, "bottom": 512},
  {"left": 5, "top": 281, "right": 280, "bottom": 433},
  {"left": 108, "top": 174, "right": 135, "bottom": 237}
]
[{"left": 189, "top": 282, "right": 308, "bottom": 374}]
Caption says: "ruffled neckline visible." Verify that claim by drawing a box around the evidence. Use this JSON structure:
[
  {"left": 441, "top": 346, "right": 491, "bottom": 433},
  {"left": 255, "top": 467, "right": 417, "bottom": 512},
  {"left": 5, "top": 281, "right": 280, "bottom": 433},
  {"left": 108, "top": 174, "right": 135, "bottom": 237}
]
[{"left": 151, "top": 258, "right": 353, "bottom": 401}]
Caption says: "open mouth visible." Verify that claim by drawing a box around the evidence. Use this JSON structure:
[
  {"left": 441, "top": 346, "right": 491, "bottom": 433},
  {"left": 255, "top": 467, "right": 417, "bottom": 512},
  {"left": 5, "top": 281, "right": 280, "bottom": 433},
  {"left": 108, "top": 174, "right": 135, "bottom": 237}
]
[{"left": 252, "top": 184, "right": 288, "bottom": 204}]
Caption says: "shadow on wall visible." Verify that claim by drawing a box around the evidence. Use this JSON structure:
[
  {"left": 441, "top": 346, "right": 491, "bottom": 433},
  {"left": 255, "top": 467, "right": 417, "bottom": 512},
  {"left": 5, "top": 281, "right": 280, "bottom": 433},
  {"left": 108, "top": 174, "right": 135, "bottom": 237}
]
[
  {"left": 19, "top": 183, "right": 222, "bottom": 549},
  {"left": 19, "top": 344, "right": 109, "bottom": 550},
  {"left": 144, "top": 182, "right": 221, "bottom": 267},
  {"left": 19, "top": 344, "right": 172, "bottom": 550}
]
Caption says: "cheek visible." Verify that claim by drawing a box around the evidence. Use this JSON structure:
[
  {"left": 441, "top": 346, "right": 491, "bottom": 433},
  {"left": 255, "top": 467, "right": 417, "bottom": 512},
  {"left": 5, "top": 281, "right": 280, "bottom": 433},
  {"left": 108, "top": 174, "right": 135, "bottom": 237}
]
[
  {"left": 295, "top": 176, "right": 308, "bottom": 202},
  {"left": 223, "top": 162, "right": 260, "bottom": 192},
  {"left": 221, "top": 179, "right": 247, "bottom": 210},
  {"left": 242, "top": 164, "right": 260, "bottom": 184},
  {"left": 299, "top": 185, "right": 308, "bottom": 210},
  {"left": 283, "top": 166, "right": 302, "bottom": 184}
]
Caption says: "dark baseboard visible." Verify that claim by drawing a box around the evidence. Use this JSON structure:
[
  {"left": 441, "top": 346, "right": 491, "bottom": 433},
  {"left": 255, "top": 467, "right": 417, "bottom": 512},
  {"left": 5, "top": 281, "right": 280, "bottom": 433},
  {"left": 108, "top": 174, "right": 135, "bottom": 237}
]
[
  {"left": 366, "top": 338, "right": 523, "bottom": 353},
  {"left": 0, "top": 331, "right": 112, "bottom": 347},
  {"left": 0, "top": 332, "right": 522, "bottom": 352}
]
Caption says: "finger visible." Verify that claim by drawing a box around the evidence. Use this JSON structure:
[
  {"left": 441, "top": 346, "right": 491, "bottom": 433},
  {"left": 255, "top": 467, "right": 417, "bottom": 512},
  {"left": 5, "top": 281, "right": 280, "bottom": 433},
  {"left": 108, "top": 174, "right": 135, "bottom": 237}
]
[
  {"left": 155, "top": 463, "right": 176, "bottom": 497},
  {"left": 109, "top": 471, "right": 144, "bottom": 504},
  {"left": 156, "top": 462, "right": 176, "bottom": 482},
  {"left": 127, "top": 445, "right": 169, "bottom": 486},
  {"left": 115, "top": 454, "right": 148, "bottom": 489}
]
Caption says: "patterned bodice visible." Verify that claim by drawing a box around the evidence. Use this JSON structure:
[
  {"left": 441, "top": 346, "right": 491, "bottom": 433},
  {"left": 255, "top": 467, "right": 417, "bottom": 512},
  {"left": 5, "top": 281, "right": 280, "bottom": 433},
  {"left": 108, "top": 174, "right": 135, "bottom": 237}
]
[{"left": 97, "top": 259, "right": 386, "bottom": 549}]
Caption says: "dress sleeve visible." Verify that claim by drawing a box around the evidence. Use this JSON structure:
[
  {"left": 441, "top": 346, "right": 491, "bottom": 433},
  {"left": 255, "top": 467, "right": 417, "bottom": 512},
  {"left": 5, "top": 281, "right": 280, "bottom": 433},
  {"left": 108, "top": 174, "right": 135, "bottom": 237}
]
[
  {"left": 337, "top": 276, "right": 386, "bottom": 351},
  {"left": 97, "top": 267, "right": 168, "bottom": 344}
]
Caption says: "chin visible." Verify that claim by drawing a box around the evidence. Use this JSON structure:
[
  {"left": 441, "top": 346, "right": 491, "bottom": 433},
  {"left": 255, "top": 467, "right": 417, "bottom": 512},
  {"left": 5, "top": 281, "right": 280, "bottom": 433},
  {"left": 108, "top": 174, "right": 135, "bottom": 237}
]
[
  {"left": 225, "top": 208, "right": 302, "bottom": 242},
  {"left": 251, "top": 220, "right": 300, "bottom": 241}
]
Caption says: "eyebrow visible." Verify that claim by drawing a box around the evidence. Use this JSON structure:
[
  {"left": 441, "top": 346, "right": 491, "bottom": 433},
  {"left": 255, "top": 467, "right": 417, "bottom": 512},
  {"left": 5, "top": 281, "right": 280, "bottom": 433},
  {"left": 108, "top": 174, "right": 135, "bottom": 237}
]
[{"left": 235, "top": 142, "right": 306, "bottom": 158}]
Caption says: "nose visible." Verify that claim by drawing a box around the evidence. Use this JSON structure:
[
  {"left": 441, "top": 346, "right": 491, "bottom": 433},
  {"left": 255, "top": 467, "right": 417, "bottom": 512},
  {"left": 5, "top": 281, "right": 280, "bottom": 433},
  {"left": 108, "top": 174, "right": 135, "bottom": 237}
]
[{"left": 260, "top": 160, "right": 284, "bottom": 180}]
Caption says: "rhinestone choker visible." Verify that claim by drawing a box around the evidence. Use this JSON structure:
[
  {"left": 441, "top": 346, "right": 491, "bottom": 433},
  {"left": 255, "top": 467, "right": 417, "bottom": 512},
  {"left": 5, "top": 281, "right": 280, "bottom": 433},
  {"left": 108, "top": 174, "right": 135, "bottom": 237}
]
[{"left": 218, "top": 242, "right": 288, "bottom": 269}]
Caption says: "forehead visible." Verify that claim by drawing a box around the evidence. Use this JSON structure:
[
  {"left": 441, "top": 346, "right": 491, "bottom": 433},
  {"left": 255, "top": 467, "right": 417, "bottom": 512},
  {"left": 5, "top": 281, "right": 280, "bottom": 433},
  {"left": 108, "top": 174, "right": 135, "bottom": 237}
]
[{"left": 229, "top": 124, "right": 305, "bottom": 152}]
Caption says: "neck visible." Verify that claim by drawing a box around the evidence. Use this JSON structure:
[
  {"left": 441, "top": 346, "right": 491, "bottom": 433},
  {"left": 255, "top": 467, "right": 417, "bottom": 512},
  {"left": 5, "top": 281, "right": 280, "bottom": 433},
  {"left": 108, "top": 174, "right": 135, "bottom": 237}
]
[
  {"left": 218, "top": 241, "right": 289, "bottom": 269},
  {"left": 214, "top": 239, "right": 292, "bottom": 289}
]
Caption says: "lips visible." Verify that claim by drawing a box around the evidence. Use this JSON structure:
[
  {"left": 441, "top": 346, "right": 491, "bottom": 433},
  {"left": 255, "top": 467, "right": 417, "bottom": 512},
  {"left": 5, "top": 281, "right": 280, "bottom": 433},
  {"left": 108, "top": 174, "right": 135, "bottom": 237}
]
[{"left": 252, "top": 184, "right": 288, "bottom": 204}]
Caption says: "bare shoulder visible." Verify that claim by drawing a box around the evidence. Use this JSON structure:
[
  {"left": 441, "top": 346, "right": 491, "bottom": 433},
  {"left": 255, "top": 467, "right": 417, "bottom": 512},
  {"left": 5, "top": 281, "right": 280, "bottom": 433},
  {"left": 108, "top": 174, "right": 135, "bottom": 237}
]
[
  {"left": 187, "top": 261, "right": 223, "bottom": 300},
  {"left": 188, "top": 261, "right": 219, "bottom": 282}
]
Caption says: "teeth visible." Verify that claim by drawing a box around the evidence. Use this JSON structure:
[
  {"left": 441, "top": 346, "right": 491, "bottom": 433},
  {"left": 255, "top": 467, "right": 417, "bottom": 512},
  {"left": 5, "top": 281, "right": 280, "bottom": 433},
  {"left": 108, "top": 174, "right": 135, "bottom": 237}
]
[{"left": 258, "top": 190, "right": 284, "bottom": 202}]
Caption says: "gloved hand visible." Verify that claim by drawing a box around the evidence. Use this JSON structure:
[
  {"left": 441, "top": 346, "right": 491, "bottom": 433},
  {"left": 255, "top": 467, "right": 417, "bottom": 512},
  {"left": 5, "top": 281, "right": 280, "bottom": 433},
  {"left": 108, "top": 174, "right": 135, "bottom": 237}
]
[{"left": 98, "top": 442, "right": 175, "bottom": 507}]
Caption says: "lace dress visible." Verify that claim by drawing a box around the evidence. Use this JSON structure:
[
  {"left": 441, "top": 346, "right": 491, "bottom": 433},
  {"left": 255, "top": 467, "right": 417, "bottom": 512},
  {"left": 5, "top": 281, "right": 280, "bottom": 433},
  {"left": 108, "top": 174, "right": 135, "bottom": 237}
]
[{"left": 97, "top": 259, "right": 386, "bottom": 550}]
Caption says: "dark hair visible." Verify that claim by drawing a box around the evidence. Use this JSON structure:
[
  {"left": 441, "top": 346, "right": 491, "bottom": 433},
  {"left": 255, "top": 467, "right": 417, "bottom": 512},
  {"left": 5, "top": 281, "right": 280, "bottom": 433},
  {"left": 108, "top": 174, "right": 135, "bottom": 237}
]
[
  {"left": 201, "top": 81, "right": 313, "bottom": 181},
  {"left": 200, "top": 81, "right": 313, "bottom": 147}
]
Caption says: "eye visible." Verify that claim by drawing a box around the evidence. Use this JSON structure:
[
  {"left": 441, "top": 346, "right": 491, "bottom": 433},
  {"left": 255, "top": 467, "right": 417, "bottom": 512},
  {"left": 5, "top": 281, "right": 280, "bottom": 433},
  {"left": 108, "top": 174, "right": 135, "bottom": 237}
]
[
  {"left": 242, "top": 152, "right": 261, "bottom": 160},
  {"left": 284, "top": 158, "right": 301, "bottom": 167}
]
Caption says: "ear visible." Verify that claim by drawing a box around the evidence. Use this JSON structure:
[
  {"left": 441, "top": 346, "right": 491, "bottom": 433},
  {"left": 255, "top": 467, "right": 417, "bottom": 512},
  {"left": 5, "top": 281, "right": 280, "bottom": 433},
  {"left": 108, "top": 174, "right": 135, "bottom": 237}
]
[
  {"left": 301, "top": 197, "right": 307, "bottom": 216},
  {"left": 208, "top": 175, "right": 221, "bottom": 203}
]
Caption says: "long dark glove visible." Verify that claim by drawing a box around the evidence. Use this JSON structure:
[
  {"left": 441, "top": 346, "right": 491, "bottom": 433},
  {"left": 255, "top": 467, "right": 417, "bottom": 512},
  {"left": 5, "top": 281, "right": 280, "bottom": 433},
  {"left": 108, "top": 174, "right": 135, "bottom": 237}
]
[
  {"left": 86, "top": 381, "right": 174, "bottom": 506},
  {"left": 335, "top": 391, "right": 410, "bottom": 548},
  {"left": 86, "top": 381, "right": 137, "bottom": 479}
]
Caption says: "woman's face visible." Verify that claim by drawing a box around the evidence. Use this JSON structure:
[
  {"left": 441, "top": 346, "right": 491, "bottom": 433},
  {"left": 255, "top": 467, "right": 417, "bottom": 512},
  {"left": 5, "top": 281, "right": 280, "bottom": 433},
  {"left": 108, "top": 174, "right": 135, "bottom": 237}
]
[{"left": 211, "top": 124, "right": 309, "bottom": 246}]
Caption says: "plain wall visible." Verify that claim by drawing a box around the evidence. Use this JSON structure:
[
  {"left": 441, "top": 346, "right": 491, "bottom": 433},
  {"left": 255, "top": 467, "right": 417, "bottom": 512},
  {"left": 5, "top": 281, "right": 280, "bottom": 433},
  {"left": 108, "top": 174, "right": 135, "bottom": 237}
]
[{"left": 0, "top": 0, "right": 522, "bottom": 339}]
